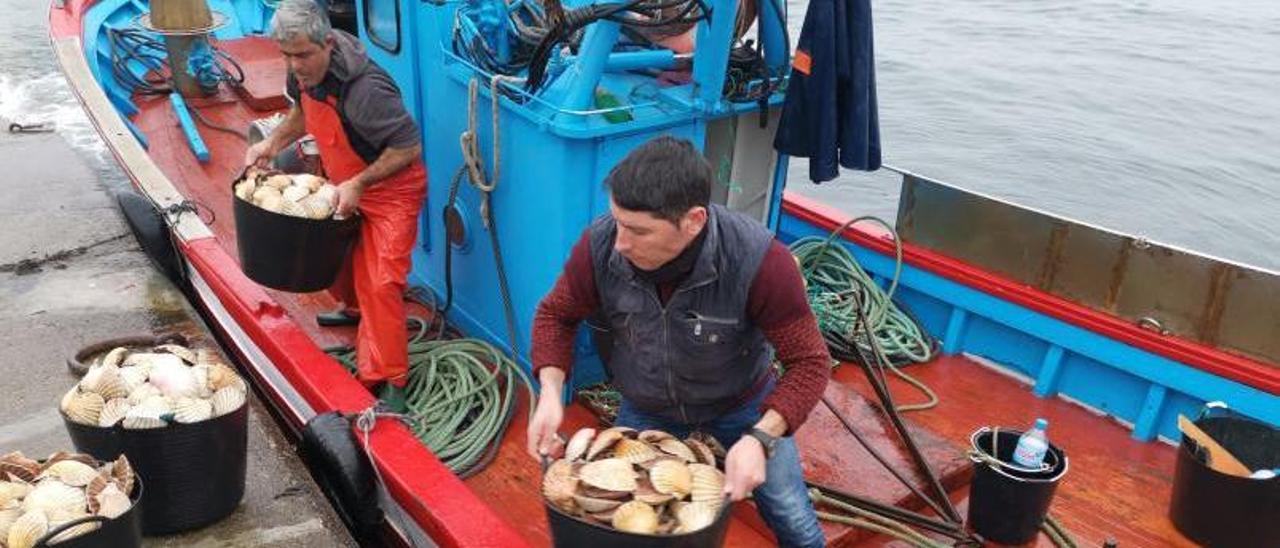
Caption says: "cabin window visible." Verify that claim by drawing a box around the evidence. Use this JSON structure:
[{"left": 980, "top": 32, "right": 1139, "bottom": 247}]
[{"left": 364, "top": 0, "right": 400, "bottom": 53}]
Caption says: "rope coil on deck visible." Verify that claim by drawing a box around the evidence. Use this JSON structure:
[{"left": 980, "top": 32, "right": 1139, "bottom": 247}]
[{"left": 789, "top": 216, "right": 939, "bottom": 412}]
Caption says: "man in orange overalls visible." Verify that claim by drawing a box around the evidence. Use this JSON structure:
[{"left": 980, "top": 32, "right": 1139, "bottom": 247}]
[{"left": 246, "top": 0, "right": 424, "bottom": 410}]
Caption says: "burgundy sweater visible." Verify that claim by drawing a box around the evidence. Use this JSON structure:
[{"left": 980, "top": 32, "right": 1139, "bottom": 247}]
[{"left": 531, "top": 233, "right": 831, "bottom": 434}]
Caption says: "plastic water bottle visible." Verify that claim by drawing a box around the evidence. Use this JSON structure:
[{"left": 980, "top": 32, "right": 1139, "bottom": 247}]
[{"left": 1012, "top": 418, "right": 1050, "bottom": 469}]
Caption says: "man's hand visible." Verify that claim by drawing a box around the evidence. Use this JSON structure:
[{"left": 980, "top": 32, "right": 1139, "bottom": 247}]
[
  {"left": 722, "top": 435, "right": 767, "bottom": 501},
  {"left": 244, "top": 139, "right": 275, "bottom": 169},
  {"left": 526, "top": 368, "right": 567, "bottom": 459},
  {"left": 334, "top": 179, "right": 365, "bottom": 219}
]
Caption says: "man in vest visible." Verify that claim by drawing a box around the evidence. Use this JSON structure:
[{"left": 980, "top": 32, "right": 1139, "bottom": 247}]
[
  {"left": 527, "top": 136, "right": 829, "bottom": 546},
  {"left": 246, "top": 0, "right": 425, "bottom": 409}
]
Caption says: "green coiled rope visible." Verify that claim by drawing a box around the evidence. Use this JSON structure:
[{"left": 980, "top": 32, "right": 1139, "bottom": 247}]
[
  {"left": 328, "top": 317, "right": 534, "bottom": 478},
  {"left": 788, "top": 216, "right": 939, "bottom": 412}
]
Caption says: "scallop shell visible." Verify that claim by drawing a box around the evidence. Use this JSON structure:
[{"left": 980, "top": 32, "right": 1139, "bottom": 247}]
[
  {"left": 94, "top": 484, "right": 130, "bottom": 519},
  {"left": 684, "top": 438, "right": 717, "bottom": 466},
  {"left": 294, "top": 173, "right": 327, "bottom": 192},
  {"left": 261, "top": 174, "right": 293, "bottom": 190},
  {"left": 632, "top": 476, "right": 675, "bottom": 505},
  {"left": 611, "top": 438, "right": 659, "bottom": 464},
  {"left": 148, "top": 359, "right": 198, "bottom": 398},
  {"left": 205, "top": 362, "right": 243, "bottom": 392},
  {"left": 675, "top": 500, "right": 719, "bottom": 533},
  {"left": 0, "top": 453, "right": 41, "bottom": 483},
  {"left": 648, "top": 459, "right": 692, "bottom": 498},
  {"left": 6, "top": 510, "right": 48, "bottom": 548},
  {"left": 126, "top": 384, "right": 161, "bottom": 405},
  {"left": 611, "top": 500, "right": 659, "bottom": 535},
  {"left": 212, "top": 386, "right": 247, "bottom": 416},
  {"left": 313, "top": 183, "right": 338, "bottom": 206},
  {"left": 0, "top": 507, "right": 22, "bottom": 541},
  {"left": 153, "top": 344, "right": 197, "bottom": 364},
  {"left": 638, "top": 430, "right": 677, "bottom": 444},
  {"left": 0, "top": 481, "right": 33, "bottom": 509},
  {"left": 578, "top": 458, "right": 637, "bottom": 493},
  {"left": 36, "top": 461, "right": 98, "bottom": 487},
  {"left": 572, "top": 493, "right": 624, "bottom": 513},
  {"left": 108, "top": 456, "right": 135, "bottom": 497},
  {"left": 62, "top": 391, "right": 105, "bottom": 426},
  {"left": 657, "top": 438, "right": 697, "bottom": 463},
  {"left": 118, "top": 367, "right": 149, "bottom": 391},
  {"left": 123, "top": 352, "right": 183, "bottom": 370},
  {"left": 300, "top": 194, "right": 334, "bottom": 219},
  {"left": 689, "top": 431, "right": 726, "bottom": 459},
  {"left": 540, "top": 459, "right": 578, "bottom": 513},
  {"left": 259, "top": 192, "right": 284, "bottom": 213},
  {"left": 121, "top": 405, "right": 167, "bottom": 430},
  {"left": 79, "top": 365, "right": 129, "bottom": 400},
  {"left": 280, "top": 199, "right": 309, "bottom": 218},
  {"left": 563, "top": 428, "right": 595, "bottom": 462},
  {"left": 688, "top": 463, "right": 725, "bottom": 503},
  {"left": 99, "top": 346, "right": 129, "bottom": 368},
  {"left": 586, "top": 429, "right": 625, "bottom": 461},
  {"left": 172, "top": 397, "right": 214, "bottom": 424},
  {"left": 281, "top": 184, "right": 311, "bottom": 203},
  {"left": 22, "top": 480, "right": 85, "bottom": 516},
  {"left": 42, "top": 452, "right": 96, "bottom": 469},
  {"left": 95, "top": 398, "right": 130, "bottom": 428},
  {"left": 234, "top": 179, "right": 257, "bottom": 201}
]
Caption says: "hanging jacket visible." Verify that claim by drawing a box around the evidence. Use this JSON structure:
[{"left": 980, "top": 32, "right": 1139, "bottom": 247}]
[{"left": 772, "top": 0, "right": 881, "bottom": 183}]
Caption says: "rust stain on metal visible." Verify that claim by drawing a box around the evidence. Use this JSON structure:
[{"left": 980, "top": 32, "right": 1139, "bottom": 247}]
[
  {"left": 1037, "top": 223, "right": 1069, "bottom": 290},
  {"left": 1197, "top": 264, "right": 1234, "bottom": 346},
  {"left": 1104, "top": 239, "right": 1135, "bottom": 311}
]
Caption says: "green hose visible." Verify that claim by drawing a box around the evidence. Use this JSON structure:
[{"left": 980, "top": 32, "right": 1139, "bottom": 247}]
[
  {"left": 327, "top": 317, "right": 534, "bottom": 477},
  {"left": 789, "top": 216, "right": 939, "bottom": 412}
]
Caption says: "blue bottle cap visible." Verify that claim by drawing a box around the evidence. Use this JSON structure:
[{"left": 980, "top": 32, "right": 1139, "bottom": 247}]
[{"left": 1034, "top": 418, "right": 1048, "bottom": 430}]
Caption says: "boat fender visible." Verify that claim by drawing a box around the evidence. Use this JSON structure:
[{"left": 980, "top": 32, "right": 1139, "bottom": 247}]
[
  {"left": 299, "top": 412, "right": 383, "bottom": 542},
  {"left": 115, "top": 190, "right": 186, "bottom": 286}
]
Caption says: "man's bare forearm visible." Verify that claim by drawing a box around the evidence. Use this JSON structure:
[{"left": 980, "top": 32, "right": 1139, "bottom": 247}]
[
  {"left": 351, "top": 144, "right": 421, "bottom": 187},
  {"left": 266, "top": 105, "right": 306, "bottom": 154}
]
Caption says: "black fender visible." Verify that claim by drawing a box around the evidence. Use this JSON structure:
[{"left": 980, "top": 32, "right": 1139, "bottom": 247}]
[
  {"left": 115, "top": 191, "right": 186, "bottom": 287},
  {"left": 298, "top": 412, "right": 384, "bottom": 545}
]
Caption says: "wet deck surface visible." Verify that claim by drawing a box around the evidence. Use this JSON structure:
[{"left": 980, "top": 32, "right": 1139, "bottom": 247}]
[{"left": 0, "top": 119, "right": 354, "bottom": 547}]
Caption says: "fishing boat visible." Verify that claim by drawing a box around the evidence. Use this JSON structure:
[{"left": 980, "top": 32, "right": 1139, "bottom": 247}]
[{"left": 48, "top": 0, "right": 1279, "bottom": 544}]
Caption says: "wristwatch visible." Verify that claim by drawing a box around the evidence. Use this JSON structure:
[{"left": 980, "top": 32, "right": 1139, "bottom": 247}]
[{"left": 745, "top": 427, "right": 780, "bottom": 459}]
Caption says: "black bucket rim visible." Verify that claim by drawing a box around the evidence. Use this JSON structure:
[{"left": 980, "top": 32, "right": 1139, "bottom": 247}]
[
  {"left": 31, "top": 460, "right": 144, "bottom": 548},
  {"left": 969, "top": 427, "right": 1069, "bottom": 483},
  {"left": 543, "top": 495, "right": 734, "bottom": 542}
]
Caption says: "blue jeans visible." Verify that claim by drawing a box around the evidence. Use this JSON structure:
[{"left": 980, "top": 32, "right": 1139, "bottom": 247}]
[{"left": 615, "top": 381, "right": 826, "bottom": 547}]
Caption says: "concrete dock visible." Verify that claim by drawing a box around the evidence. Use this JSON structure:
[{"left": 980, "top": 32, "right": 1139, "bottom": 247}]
[{"left": 0, "top": 119, "right": 354, "bottom": 546}]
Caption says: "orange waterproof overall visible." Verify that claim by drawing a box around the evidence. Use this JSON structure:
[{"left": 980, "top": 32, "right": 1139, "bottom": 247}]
[{"left": 301, "top": 92, "right": 426, "bottom": 387}]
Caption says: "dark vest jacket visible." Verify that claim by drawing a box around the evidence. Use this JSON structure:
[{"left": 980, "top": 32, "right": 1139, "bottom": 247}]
[{"left": 589, "top": 204, "right": 774, "bottom": 424}]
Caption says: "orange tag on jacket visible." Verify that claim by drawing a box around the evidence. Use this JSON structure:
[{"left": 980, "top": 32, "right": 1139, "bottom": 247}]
[{"left": 793, "top": 50, "right": 813, "bottom": 76}]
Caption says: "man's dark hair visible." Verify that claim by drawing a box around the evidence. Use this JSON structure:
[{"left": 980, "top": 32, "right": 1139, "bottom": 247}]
[{"left": 605, "top": 136, "right": 712, "bottom": 223}]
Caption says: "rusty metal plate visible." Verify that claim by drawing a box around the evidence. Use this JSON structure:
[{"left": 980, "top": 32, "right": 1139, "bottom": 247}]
[
  {"left": 898, "top": 175, "right": 1056, "bottom": 283},
  {"left": 894, "top": 172, "right": 1280, "bottom": 367},
  {"left": 1216, "top": 269, "right": 1280, "bottom": 363}
]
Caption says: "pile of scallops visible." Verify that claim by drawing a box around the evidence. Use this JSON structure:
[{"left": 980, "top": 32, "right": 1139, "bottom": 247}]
[
  {"left": 60, "top": 343, "right": 247, "bottom": 430},
  {"left": 541, "top": 427, "right": 728, "bottom": 536},
  {"left": 0, "top": 452, "right": 136, "bottom": 548},
  {"left": 234, "top": 167, "right": 337, "bottom": 220}
]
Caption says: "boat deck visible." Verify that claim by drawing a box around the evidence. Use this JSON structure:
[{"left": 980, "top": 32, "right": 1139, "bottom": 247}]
[{"left": 128, "top": 35, "right": 1196, "bottom": 547}]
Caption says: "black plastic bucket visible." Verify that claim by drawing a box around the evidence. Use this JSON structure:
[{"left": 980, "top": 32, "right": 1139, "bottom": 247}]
[
  {"left": 231, "top": 180, "right": 360, "bottom": 293},
  {"left": 545, "top": 499, "right": 733, "bottom": 548},
  {"left": 967, "top": 427, "right": 1069, "bottom": 545},
  {"left": 34, "top": 478, "right": 144, "bottom": 548},
  {"left": 1168, "top": 415, "right": 1280, "bottom": 547},
  {"left": 62, "top": 402, "right": 249, "bottom": 535}
]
